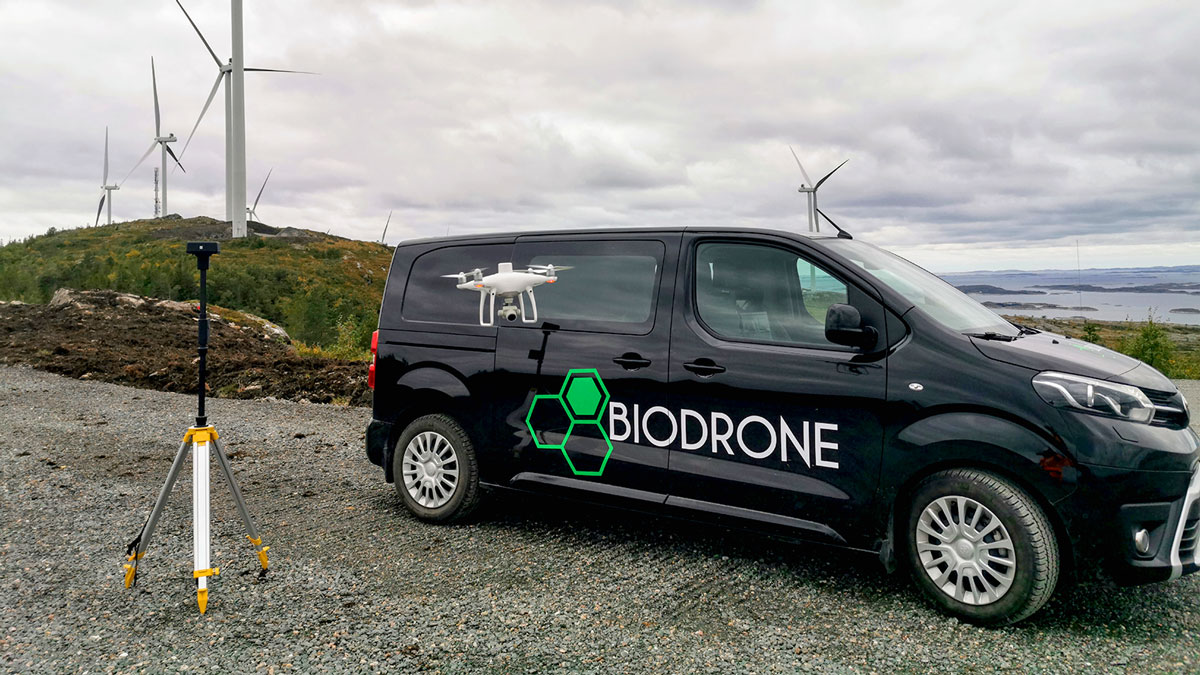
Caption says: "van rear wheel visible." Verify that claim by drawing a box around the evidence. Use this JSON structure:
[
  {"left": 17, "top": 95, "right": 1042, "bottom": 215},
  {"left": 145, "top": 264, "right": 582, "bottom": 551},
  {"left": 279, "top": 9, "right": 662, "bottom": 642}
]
[
  {"left": 905, "top": 468, "right": 1059, "bottom": 626},
  {"left": 393, "top": 414, "right": 480, "bottom": 523}
]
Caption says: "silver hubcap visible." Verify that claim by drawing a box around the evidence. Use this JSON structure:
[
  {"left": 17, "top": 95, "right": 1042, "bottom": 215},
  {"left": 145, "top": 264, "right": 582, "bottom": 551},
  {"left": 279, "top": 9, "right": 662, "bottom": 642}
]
[
  {"left": 401, "top": 431, "right": 459, "bottom": 509},
  {"left": 916, "top": 495, "right": 1017, "bottom": 605}
]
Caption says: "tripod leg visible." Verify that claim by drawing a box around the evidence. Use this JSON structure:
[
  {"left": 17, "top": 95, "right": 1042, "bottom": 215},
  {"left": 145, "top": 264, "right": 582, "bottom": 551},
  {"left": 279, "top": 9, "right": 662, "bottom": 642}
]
[
  {"left": 212, "top": 438, "right": 269, "bottom": 575},
  {"left": 193, "top": 436, "right": 215, "bottom": 613},
  {"left": 124, "top": 439, "right": 191, "bottom": 588}
]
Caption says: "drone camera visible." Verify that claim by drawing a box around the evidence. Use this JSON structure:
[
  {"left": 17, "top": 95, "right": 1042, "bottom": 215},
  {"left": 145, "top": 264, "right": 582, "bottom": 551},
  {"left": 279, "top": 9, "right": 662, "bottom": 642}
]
[{"left": 499, "top": 306, "right": 521, "bottom": 322}]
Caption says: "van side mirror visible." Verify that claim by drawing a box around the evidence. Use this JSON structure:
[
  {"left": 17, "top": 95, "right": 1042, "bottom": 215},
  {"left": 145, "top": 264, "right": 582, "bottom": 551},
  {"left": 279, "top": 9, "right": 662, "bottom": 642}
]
[{"left": 825, "top": 304, "right": 878, "bottom": 349}]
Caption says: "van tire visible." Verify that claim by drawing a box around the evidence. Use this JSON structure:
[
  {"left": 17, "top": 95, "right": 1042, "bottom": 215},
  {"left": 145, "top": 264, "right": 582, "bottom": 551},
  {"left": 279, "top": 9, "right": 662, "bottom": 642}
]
[
  {"left": 392, "top": 414, "right": 481, "bottom": 523},
  {"left": 905, "top": 468, "right": 1059, "bottom": 626}
]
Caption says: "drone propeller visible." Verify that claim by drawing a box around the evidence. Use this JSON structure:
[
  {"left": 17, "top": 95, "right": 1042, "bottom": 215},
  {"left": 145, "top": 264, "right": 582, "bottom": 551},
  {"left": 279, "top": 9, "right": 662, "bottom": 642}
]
[
  {"left": 527, "top": 264, "right": 574, "bottom": 274},
  {"left": 441, "top": 267, "right": 487, "bottom": 283}
]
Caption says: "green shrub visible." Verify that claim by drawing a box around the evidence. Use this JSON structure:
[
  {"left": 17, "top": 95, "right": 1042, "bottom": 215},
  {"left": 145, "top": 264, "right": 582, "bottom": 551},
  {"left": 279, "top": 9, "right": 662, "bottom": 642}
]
[{"left": 1120, "top": 314, "right": 1175, "bottom": 374}]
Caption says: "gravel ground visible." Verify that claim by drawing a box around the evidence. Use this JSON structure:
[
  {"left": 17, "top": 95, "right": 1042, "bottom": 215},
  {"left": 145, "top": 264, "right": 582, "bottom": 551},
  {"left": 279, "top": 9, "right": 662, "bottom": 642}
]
[{"left": 2, "top": 366, "right": 1198, "bottom": 674}]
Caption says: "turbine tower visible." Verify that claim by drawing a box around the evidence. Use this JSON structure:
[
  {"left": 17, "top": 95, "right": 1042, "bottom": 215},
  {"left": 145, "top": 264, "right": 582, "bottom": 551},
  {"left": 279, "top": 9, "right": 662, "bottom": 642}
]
[
  {"left": 231, "top": 0, "right": 246, "bottom": 237},
  {"left": 123, "top": 58, "right": 186, "bottom": 214},
  {"left": 95, "top": 127, "right": 119, "bottom": 226},
  {"left": 788, "top": 147, "right": 847, "bottom": 233},
  {"left": 174, "top": 0, "right": 311, "bottom": 237}
]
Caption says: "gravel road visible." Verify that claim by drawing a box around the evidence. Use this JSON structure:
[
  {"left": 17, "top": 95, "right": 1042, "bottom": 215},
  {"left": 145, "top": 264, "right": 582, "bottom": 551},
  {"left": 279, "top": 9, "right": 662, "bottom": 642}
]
[{"left": 2, "top": 366, "right": 1199, "bottom": 673}]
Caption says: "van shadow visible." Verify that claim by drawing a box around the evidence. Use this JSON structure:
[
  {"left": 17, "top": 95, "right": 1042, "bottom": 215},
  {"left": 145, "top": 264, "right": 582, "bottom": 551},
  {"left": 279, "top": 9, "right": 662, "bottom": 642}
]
[{"left": 374, "top": 487, "right": 910, "bottom": 602}]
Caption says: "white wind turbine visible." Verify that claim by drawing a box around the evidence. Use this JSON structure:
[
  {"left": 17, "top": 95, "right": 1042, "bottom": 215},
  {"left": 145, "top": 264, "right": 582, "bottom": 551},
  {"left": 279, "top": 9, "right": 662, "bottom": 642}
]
[
  {"left": 122, "top": 58, "right": 186, "bottom": 216},
  {"left": 174, "top": 0, "right": 311, "bottom": 237},
  {"left": 95, "top": 127, "right": 119, "bottom": 226},
  {"left": 246, "top": 168, "right": 272, "bottom": 222},
  {"left": 789, "top": 146, "right": 847, "bottom": 233}
]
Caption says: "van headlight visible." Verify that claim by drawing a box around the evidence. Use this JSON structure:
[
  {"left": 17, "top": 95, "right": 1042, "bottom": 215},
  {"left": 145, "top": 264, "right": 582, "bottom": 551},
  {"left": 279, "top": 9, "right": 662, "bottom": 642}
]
[{"left": 1032, "top": 372, "right": 1155, "bottom": 424}]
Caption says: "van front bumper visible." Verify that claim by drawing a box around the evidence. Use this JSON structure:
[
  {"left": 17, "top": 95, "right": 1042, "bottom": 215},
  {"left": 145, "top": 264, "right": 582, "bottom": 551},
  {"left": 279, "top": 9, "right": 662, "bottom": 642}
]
[{"left": 1092, "top": 465, "right": 1200, "bottom": 585}]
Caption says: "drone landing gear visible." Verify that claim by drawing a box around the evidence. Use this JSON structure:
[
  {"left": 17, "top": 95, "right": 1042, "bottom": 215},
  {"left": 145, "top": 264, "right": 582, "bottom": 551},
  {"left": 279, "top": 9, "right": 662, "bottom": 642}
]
[{"left": 478, "top": 289, "right": 539, "bottom": 326}]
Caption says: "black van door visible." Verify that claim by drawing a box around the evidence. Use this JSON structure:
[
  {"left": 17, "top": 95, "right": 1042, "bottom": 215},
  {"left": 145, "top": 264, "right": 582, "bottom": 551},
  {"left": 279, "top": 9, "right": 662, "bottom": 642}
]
[
  {"left": 665, "top": 233, "right": 887, "bottom": 545},
  {"left": 494, "top": 233, "right": 681, "bottom": 503}
]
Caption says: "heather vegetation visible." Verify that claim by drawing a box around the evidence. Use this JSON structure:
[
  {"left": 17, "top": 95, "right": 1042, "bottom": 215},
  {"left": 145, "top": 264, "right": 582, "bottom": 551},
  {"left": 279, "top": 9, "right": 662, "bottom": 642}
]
[{"left": 0, "top": 217, "right": 391, "bottom": 353}]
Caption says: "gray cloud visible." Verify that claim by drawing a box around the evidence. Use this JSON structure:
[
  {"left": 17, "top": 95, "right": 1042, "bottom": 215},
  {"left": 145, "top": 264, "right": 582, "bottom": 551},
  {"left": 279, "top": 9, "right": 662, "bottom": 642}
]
[{"left": 0, "top": 0, "right": 1196, "bottom": 270}]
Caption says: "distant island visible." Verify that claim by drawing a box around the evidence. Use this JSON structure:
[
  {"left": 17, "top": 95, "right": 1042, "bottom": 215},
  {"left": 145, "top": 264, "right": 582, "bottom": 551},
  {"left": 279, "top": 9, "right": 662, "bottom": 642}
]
[
  {"left": 1169, "top": 308, "right": 1200, "bottom": 314},
  {"left": 956, "top": 284, "right": 1046, "bottom": 296},
  {"left": 1031, "top": 282, "right": 1200, "bottom": 295},
  {"left": 983, "top": 301, "right": 1097, "bottom": 312}
]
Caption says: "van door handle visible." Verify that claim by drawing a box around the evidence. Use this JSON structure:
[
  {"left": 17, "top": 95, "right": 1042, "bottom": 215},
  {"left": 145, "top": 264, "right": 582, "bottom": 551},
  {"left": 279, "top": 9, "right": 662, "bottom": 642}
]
[
  {"left": 683, "top": 359, "right": 726, "bottom": 377},
  {"left": 613, "top": 353, "right": 652, "bottom": 370}
]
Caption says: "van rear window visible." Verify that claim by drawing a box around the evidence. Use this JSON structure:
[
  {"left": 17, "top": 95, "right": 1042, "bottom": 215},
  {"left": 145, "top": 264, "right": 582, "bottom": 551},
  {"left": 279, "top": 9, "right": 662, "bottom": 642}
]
[
  {"left": 402, "top": 244, "right": 512, "bottom": 325},
  {"left": 512, "top": 239, "right": 664, "bottom": 334}
]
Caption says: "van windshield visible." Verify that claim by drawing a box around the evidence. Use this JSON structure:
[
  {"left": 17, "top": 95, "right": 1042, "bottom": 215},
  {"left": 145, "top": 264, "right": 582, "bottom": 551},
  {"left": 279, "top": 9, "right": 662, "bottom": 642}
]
[{"left": 824, "top": 239, "right": 1019, "bottom": 337}]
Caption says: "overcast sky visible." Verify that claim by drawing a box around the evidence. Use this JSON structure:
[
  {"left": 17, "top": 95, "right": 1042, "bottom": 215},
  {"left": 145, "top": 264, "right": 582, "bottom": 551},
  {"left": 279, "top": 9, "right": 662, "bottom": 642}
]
[{"left": 1, "top": 0, "right": 1196, "bottom": 272}]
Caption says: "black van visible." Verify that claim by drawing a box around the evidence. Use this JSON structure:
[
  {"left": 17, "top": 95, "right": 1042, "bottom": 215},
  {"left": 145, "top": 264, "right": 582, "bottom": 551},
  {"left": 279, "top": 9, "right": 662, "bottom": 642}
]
[{"left": 365, "top": 227, "right": 1197, "bottom": 625}]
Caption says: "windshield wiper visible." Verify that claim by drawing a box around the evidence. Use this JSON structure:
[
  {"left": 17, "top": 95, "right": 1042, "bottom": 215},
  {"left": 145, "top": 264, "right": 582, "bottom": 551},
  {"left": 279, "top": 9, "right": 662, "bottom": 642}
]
[
  {"left": 965, "top": 331, "right": 1019, "bottom": 342},
  {"left": 1010, "top": 322, "right": 1039, "bottom": 336}
]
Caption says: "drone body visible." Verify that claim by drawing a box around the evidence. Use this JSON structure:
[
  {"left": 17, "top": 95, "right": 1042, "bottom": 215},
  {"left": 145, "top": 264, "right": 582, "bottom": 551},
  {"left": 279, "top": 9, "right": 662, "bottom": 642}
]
[{"left": 442, "top": 262, "right": 570, "bottom": 326}]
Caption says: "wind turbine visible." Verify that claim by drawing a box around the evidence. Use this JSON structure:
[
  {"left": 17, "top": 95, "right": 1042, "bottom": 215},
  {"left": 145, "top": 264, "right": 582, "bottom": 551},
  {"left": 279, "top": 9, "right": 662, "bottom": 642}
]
[
  {"left": 380, "top": 211, "right": 392, "bottom": 243},
  {"left": 95, "top": 127, "right": 119, "bottom": 226},
  {"left": 122, "top": 58, "right": 186, "bottom": 216},
  {"left": 246, "top": 168, "right": 272, "bottom": 222},
  {"left": 788, "top": 146, "right": 847, "bottom": 233},
  {"left": 174, "top": 0, "right": 311, "bottom": 237}
]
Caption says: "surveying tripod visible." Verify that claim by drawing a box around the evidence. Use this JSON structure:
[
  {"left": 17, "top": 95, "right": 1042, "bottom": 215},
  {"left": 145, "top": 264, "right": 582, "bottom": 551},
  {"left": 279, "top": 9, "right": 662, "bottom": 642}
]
[{"left": 122, "top": 241, "right": 268, "bottom": 614}]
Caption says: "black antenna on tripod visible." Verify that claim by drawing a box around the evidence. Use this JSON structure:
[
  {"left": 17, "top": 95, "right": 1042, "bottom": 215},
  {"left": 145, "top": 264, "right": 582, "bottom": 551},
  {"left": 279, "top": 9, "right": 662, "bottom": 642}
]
[{"left": 186, "top": 242, "right": 218, "bottom": 426}]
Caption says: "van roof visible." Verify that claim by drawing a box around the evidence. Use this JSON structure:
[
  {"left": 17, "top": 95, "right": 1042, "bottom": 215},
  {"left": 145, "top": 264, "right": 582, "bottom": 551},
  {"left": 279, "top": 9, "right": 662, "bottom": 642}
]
[{"left": 397, "top": 225, "right": 840, "bottom": 248}]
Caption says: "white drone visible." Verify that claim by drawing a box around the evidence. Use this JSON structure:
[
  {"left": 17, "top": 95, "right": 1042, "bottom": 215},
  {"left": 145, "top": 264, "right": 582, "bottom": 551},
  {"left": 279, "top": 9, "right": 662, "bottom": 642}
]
[{"left": 443, "top": 262, "right": 572, "bottom": 326}]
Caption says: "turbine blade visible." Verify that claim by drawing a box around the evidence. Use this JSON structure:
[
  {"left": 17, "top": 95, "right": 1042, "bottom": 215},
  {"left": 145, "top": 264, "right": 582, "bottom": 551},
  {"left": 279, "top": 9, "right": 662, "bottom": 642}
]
[
  {"left": 178, "top": 72, "right": 224, "bottom": 161},
  {"left": 252, "top": 168, "right": 272, "bottom": 211},
  {"left": 244, "top": 67, "right": 318, "bottom": 75},
  {"left": 176, "top": 0, "right": 222, "bottom": 66},
  {"left": 814, "top": 159, "right": 849, "bottom": 190},
  {"left": 789, "top": 145, "right": 813, "bottom": 186},
  {"left": 103, "top": 127, "right": 109, "bottom": 185},
  {"left": 380, "top": 210, "right": 392, "bottom": 243},
  {"left": 151, "top": 57, "right": 161, "bottom": 137},
  {"left": 120, "top": 140, "right": 159, "bottom": 186},
  {"left": 165, "top": 144, "right": 186, "bottom": 173},
  {"left": 95, "top": 193, "right": 106, "bottom": 227}
]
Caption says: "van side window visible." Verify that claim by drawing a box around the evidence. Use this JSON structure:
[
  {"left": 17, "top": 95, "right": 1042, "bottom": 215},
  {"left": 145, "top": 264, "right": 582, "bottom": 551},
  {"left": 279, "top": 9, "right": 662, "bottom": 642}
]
[
  {"left": 403, "top": 244, "right": 512, "bottom": 325},
  {"left": 511, "top": 240, "right": 664, "bottom": 334},
  {"left": 695, "top": 242, "right": 849, "bottom": 349}
]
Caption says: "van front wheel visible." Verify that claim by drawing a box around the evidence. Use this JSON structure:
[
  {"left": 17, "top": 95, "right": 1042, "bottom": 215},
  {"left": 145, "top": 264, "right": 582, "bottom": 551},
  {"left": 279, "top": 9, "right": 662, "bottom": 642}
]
[
  {"left": 392, "top": 414, "right": 480, "bottom": 523},
  {"left": 905, "top": 468, "right": 1059, "bottom": 626}
]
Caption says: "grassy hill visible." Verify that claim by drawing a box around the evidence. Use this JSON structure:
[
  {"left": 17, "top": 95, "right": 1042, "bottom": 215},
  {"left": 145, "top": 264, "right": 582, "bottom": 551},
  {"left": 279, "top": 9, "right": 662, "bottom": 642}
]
[{"left": 0, "top": 217, "right": 392, "bottom": 351}]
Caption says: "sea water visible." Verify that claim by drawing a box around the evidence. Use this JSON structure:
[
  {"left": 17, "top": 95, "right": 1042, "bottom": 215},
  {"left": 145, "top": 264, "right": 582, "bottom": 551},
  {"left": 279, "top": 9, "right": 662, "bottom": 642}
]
[{"left": 940, "top": 266, "right": 1200, "bottom": 326}]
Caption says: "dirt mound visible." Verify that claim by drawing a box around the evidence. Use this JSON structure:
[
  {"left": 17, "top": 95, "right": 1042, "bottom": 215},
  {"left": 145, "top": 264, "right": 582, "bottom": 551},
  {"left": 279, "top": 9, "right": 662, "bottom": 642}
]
[{"left": 0, "top": 289, "right": 370, "bottom": 406}]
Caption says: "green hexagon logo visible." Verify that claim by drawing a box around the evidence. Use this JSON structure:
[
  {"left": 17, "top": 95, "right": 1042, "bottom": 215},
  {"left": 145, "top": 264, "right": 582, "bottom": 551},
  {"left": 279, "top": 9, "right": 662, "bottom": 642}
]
[
  {"left": 558, "top": 421, "right": 613, "bottom": 477},
  {"left": 559, "top": 369, "right": 609, "bottom": 423},
  {"left": 524, "top": 395, "right": 572, "bottom": 450},
  {"left": 526, "top": 369, "right": 614, "bottom": 477}
]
